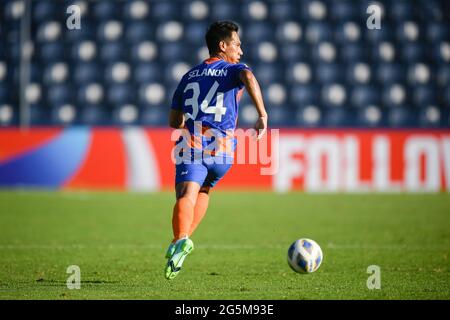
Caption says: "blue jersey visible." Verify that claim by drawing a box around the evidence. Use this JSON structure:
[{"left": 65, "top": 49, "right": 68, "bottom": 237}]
[
  {"left": 171, "top": 58, "right": 251, "bottom": 137},
  {"left": 171, "top": 58, "right": 251, "bottom": 187}
]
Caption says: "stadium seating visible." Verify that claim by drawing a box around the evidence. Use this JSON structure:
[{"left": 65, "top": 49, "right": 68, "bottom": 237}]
[{"left": 0, "top": 0, "right": 449, "bottom": 127}]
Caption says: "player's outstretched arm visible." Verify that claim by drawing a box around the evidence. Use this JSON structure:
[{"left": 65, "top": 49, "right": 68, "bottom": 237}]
[
  {"left": 239, "top": 69, "right": 268, "bottom": 140},
  {"left": 169, "top": 109, "right": 185, "bottom": 129}
]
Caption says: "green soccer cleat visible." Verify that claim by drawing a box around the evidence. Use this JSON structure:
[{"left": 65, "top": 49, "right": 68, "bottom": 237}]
[
  {"left": 164, "top": 238, "right": 194, "bottom": 280},
  {"left": 165, "top": 242, "right": 176, "bottom": 259}
]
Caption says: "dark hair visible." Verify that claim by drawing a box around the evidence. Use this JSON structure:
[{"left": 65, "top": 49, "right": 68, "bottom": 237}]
[{"left": 205, "top": 21, "right": 239, "bottom": 55}]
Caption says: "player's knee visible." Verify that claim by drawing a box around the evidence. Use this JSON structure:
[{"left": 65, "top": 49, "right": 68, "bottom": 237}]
[{"left": 199, "top": 186, "right": 211, "bottom": 194}]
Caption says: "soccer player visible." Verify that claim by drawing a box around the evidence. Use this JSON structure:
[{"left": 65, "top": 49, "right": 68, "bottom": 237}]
[{"left": 165, "top": 21, "right": 268, "bottom": 280}]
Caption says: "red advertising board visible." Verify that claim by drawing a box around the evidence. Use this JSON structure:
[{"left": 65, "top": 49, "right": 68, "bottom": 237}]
[{"left": 0, "top": 128, "right": 449, "bottom": 192}]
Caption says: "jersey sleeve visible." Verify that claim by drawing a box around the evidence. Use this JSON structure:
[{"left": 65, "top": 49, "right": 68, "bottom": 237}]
[
  {"left": 170, "top": 79, "right": 185, "bottom": 111},
  {"left": 231, "top": 63, "right": 252, "bottom": 89}
]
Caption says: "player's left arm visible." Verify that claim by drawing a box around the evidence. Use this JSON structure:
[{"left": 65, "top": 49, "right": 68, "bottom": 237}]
[
  {"left": 169, "top": 109, "right": 185, "bottom": 129},
  {"left": 239, "top": 69, "right": 268, "bottom": 140}
]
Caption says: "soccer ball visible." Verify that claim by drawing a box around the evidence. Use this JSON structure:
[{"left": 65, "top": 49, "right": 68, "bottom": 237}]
[{"left": 287, "top": 238, "right": 323, "bottom": 273}]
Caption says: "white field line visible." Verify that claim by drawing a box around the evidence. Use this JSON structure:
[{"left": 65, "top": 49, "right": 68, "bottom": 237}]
[{"left": 0, "top": 243, "right": 447, "bottom": 251}]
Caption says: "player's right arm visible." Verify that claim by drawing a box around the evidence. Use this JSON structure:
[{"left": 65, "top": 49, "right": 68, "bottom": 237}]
[{"left": 239, "top": 69, "right": 268, "bottom": 140}]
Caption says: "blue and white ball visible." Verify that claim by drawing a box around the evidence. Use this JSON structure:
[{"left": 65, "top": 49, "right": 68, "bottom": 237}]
[{"left": 287, "top": 238, "right": 323, "bottom": 273}]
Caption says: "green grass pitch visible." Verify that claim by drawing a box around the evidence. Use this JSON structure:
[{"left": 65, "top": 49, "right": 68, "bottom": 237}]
[{"left": 0, "top": 191, "right": 449, "bottom": 300}]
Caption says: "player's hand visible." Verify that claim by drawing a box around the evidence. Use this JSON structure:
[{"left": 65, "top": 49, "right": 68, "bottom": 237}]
[{"left": 254, "top": 115, "right": 268, "bottom": 140}]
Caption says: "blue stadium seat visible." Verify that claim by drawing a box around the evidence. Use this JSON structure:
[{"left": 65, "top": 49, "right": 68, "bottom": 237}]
[
  {"left": 334, "top": 22, "right": 362, "bottom": 44},
  {"left": 376, "top": 63, "right": 405, "bottom": 84},
  {"left": 105, "top": 62, "right": 131, "bottom": 85},
  {"left": 163, "top": 62, "right": 191, "bottom": 88},
  {"left": 125, "top": 21, "right": 154, "bottom": 43},
  {"left": 279, "top": 43, "right": 310, "bottom": 62},
  {"left": 382, "top": 84, "right": 408, "bottom": 108},
  {"left": 99, "top": 42, "right": 126, "bottom": 63},
  {"left": 437, "top": 65, "right": 450, "bottom": 87},
  {"left": 443, "top": 85, "right": 450, "bottom": 108},
  {"left": 329, "top": 0, "right": 358, "bottom": 22},
  {"left": 73, "top": 62, "right": 102, "bottom": 84},
  {"left": 77, "top": 83, "right": 104, "bottom": 106},
  {"left": 286, "top": 62, "right": 313, "bottom": 84},
  {"left": 43, "top": 62, "right": 69, "bottom": 86},
  {"left": 151, "top": 1, "right": 179, "bottom": 21},
  {"left": 267, "top": 106, "right": 291, "bottom": 126},
  {"left": 37, "top": 42, "right": 66, "bottom": 63},
  {"left": 140, "top": 106, "right": 167, "bottom": 126},
  {"left": 418, "top": 0, "right": 445, "bottom": 21},
  {"left": 210, "top": 2, "right": 238, "bottom": 21},
  {"left": 183, "top": 1, "right": 210, "bottom": 21},
  {"left": 357, "top": 105, "right": 385, "bottom": 127},
  {"left": 350, "top": 85, "right": 380, "bottom": 108},
  {"left": 432, "top": 42, "right": 450, "bottom": 63},
  {"left": 185, "top": 22, "right": 208, "bottom": 45},
  {"left": 276, "top": 21, "right": 302, "bottom": 43},
  {"left": 97, "top": 20, "right": 124, "bottom": 43},
  {"left": 112, "top": 104, "right": 139, "bottom": 125},
  {"left": 133, "top": 63, "right": 162, "bottom": 83},
  {"left": 28, "top": 63, "right": 43, "bottom": 83},
  {"left": 412, "top": 85, "right": 437, "bottom": 108},
  {"left": 290, "top": 84, "right": 320, "bottom": 106},
  {"left": 388, "top": 106, "right": 416, "bottom": 128},
  {"left": 29, "top": 104, "right": 47, "bottom": 125},
  {"left": 365, "top": 22, "right": 394, "bottom": 44},
  {"left": 241, "top": 0, "right": 269, "bottom": 22},
  {"left": 0, "top": 83, "right": 10, "bottom": 103},
  {"left": 418, "top": 105, "right": 442, "bottom": 128},
  {"left": 407, "top": 63, "right": 432, "bottom": 86},
  {"left": 51, "top": 104, "right": 77, "bottom": 126},
  {"left": 33, "top": 0, "right": 59, "bottom": 23},
  {"left": 269, "top": 1, "right": 297, "bottom": 22},
  {"left": 252, "top": 63, "right": 284, "bottom": 86},
  {"left": 130, "top": 41, "right": 158, "bottom": 63},
  {"left": 4, "top": 0, "right": 25, "bottom": 21},
  {"left": 123, "top": 0, "right": 150, "bottom": 21},
  {"left": 341, "top": 43, "right": 367, "bottom": 62},
  {"left": 107, "top": 84, "right": 134, "bottom": 107},
  {"left": 388, "top": 0, "right": 416, "bottom": 21},
  {"left": 315, "top": 63, "right": 344, "bottom": 84},
  {"left": 71, "top": 40, "right": 97, "bottom": 62},
  {"left": 310, "top": 42, "right": 337, "bottom": 63},
  {"left": 0, "top": 104, "right": 16, "bottom": 126},
  {"left": 346, "top": 62, "right": 372, "bottom": 85},
  {"left": 426, "top": 22, "right": 449, "bottom": 42},
  {"left": 305, "top": 22, "right": 333, "bottom": 44},
  {"left": 159, "top": 43, "right": 187, "bottom": 62},
  {"left": 36, "top": 21, "right": 63, "bottom": 43},
  {"left": 400, "top": 42, "right": 426, "bottom": 63},
  {"left": 264, "top": 83, "right": 288, "bottom": 107},
  {"left": 244, "top": 22, "right": 274, "bottom": 44},
  {"left": 65, "top": 20, "right": 96, "bottom": 42},
  {"left": 300, "top": 0, "right": 328, "bottom": 21},
  {"left": 80, "top": 105, "right": 108, "bottom": 125},
  {"left": 92, "top": 1, "right": 121, "bottom": 21},
  {"left": 138, "top": 82, "right": 166, "bottom": 107},
  {"left": 321, "top": 84, "right": 348, "bottom": 108},
  {"left": 296, "top": 105, "right": 322, "bottom": 127},
  {"left": 46, "top": 84, "right": 74, "bottom": 107},
  {"left": 396, "top": 21, "right": 421, "bottom": 44},
  {"left": 323, "top": 107, "right": 353, "bottom": 127},
  {"left": 0, "top": 61, "right": 8, "bottom": 83}
]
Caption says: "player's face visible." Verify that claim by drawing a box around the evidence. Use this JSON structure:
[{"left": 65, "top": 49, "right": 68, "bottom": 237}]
[{"left": 222, "top": 31, "right": 243, "bottom": 64}]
